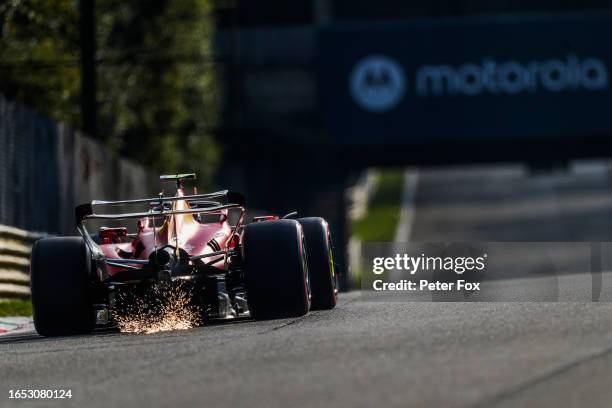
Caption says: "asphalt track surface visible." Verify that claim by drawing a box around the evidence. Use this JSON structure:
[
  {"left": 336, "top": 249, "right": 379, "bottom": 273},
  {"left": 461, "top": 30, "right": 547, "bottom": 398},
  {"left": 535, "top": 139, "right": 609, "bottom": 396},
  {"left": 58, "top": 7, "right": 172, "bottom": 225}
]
[{"left": 4, "top": 162, "right": 612, "bottom": 408}]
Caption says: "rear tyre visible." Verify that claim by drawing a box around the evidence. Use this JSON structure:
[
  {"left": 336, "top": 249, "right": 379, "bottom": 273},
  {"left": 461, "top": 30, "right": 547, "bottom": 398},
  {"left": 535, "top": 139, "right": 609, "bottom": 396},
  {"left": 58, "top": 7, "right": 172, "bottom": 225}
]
[
  {"left": 298, "top": 217, "right": 337, "bottom": 310},
  {"left": 243, "top": 220, "right": 310, "bottom": 319},
  {"left": 30, "top": 237, "right": 95, "bottom": 336}
]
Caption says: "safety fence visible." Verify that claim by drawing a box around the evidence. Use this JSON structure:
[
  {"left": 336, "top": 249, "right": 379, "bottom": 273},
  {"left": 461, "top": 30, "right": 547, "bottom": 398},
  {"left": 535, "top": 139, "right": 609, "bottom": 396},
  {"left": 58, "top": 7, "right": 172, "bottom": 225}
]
[
  {"left": 0, "top": 224, "right": 45, "bottom": 299},
  {"left": 0, "top": 96, "right": 155, "bottom": 236}
]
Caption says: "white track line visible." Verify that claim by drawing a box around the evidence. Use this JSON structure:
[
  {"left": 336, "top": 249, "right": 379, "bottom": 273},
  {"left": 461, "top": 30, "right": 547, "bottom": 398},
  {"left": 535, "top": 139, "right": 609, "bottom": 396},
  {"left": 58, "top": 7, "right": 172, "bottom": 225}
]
[{"left": 394, "top": 169, "right": 419, "bottom": 244}]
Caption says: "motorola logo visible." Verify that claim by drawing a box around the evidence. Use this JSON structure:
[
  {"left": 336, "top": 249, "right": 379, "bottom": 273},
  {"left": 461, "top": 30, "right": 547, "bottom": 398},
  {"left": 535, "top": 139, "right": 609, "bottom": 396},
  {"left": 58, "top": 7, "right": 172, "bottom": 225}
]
[
  {"left": 350, "top": 55, "right": 406, "bottom": 112},
  {"left": 350, "top": 54, "right": 609, "bottom": 112}
]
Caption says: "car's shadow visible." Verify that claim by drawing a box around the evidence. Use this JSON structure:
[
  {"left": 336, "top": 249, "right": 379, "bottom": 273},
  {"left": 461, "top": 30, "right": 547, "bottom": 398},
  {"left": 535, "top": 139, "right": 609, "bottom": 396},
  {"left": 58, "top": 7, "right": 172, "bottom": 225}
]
[{"left": 0, "top": 315, "right": 256, "bottom": 345}]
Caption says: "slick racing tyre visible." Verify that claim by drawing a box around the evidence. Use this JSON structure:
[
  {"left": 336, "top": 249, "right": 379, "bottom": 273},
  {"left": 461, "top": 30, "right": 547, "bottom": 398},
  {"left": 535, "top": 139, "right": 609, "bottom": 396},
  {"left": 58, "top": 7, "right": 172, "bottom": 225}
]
[
  {"left": 31, "top": 237, "right": 95, "bottom": 336},
  {"left": 298, "top": 217, "right": 337, "bottom": 310},
  {"left": 243, "top": 220, "right": 310, "bottom": 319}
]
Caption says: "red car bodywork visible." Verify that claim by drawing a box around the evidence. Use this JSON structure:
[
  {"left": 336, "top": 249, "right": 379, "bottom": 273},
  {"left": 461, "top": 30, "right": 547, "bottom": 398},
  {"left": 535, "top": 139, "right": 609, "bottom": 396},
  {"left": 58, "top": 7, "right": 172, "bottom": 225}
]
[{"left": 99, "top": 188, "right": 233, "bottom": 277}]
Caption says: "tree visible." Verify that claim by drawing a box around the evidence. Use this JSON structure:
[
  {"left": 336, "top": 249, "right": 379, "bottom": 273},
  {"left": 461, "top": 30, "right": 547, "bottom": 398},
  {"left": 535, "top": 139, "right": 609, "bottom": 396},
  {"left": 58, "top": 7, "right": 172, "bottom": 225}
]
[
  {"left": 0, "top": 0, "right": 220, "bottom": 186},
  {"left": 97, "top": 0, "right": 219, "bottom": 185},
  {"left": 0, "top": 0, "right": 81, "bottom": 126}
]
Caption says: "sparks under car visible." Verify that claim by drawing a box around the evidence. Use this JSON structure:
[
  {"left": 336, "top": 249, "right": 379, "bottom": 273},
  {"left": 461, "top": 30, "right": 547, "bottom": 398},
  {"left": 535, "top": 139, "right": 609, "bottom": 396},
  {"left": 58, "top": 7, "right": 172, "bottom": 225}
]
[{"left": 30, "top": 174, "right": 338, "bottom": 336}]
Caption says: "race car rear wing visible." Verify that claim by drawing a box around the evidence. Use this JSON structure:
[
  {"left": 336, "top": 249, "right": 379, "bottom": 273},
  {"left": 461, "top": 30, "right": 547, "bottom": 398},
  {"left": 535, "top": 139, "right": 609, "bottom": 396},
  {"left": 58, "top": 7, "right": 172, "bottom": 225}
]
[
  {"left": 75, "top": 190, "right": 246, "bottom": 223},
  {"left": 74, "top": 190, "right": 246, "bottom": 261}
]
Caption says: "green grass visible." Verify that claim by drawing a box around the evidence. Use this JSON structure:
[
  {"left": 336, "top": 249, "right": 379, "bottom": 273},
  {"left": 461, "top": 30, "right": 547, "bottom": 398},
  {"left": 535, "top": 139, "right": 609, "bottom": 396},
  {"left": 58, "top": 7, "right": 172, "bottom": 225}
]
[
  {"left": 351, "top": 170, "right": 404, "bottom": 242},
  {"left": 349, "top": 170, "right": 404, "bottom": 288},
  {"left": 0, "top": 299, "right": 32, "bottom": 317}
]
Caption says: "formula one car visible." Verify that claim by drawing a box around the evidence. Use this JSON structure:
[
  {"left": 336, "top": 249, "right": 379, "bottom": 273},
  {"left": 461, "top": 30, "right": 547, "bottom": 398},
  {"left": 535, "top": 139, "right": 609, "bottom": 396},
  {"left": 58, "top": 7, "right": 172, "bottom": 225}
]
[{"left": 30, "top": 174, "right": 338, "bottom": 336}]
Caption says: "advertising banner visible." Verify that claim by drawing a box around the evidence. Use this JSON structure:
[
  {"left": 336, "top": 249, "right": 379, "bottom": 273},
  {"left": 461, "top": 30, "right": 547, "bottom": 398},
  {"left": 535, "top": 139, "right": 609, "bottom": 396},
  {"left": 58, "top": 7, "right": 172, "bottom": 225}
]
[{"left": 320, "top": 14, "right": 612, "bottom": 145}]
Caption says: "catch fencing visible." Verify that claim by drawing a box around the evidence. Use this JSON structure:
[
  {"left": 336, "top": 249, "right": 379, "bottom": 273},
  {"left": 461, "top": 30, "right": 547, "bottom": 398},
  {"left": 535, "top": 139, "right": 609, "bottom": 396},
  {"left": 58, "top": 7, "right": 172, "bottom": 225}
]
[{"left": 0, "top": 96, "right": 155, "bottom": 235}]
